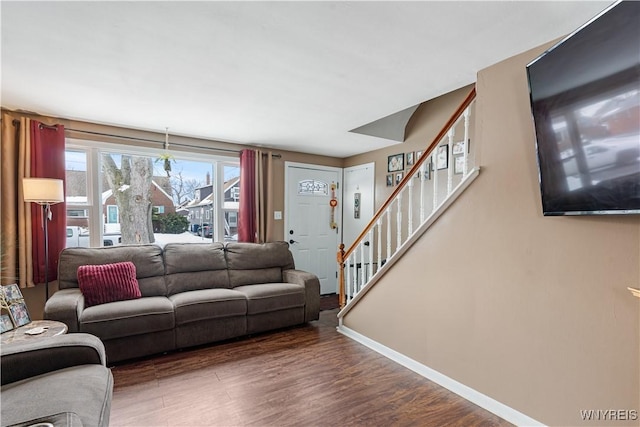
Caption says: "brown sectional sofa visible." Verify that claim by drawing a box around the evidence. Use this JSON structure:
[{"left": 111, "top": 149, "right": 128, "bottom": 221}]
[{"left": 44, "top": 241, "right": 320, "bottom": 364}]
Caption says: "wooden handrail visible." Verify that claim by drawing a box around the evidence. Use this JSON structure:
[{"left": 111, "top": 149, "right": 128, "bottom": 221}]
[{"left": 340, "top": 87, "right": 476, "bottom": 263}]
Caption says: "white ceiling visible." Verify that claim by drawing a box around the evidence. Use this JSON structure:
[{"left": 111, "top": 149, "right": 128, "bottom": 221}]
[{"left": 1, "top": 1, "right": 612, "bottom": 158}]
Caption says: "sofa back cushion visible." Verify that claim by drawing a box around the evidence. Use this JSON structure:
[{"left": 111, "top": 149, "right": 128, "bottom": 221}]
[
  {"left": 58, "top": 245, "right": 167, "bottom": 297},
  {"left": 163, "top": 243, "right": 230, "bottom": 295},
  {"left": 225, "top": 241, "right": 295, "bottom": 287}
]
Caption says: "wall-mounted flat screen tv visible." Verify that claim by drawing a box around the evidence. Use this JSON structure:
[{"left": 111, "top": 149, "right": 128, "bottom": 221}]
[{"left": 526, "top": 0, "right": 640, "bottom": 215}]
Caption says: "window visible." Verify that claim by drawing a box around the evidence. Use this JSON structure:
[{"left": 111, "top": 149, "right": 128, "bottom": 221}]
[
  {"left": 65, "top": 141, "right": 238, "bottom": 247},
  {"left": 223, "top": 164, "right": 240, "bottom": 241},
  {"left": 65, "top": 149, "right": 95, "bottom": 246},
  {"left": 106, "top": 205, "right": 118, "bottom": 223},
  {"left": 298, "top": 179, "right": 328, "bottom": 195}
]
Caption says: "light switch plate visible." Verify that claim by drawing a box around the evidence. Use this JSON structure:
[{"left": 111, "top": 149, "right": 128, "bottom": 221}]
[{"left": 274, "top": 211, "right": 282, "bottom": 220}]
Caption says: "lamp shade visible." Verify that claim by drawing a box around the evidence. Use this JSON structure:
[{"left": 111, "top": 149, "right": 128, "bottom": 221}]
[{"left": 23, "top": 178, "right": 64, "bottom": 204}]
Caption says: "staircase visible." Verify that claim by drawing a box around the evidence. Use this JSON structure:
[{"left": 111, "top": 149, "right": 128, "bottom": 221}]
[{"left": 337, "top": 88, "right": 478, "bottom": 317}]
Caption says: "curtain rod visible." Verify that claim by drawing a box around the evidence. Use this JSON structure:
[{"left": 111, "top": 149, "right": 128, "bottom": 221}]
[
  {"left": 11, "top": 120, "right": 280, "bottom": 158},
  {"left": 66, "top": 127, "right": 282, "bottom": 158}
]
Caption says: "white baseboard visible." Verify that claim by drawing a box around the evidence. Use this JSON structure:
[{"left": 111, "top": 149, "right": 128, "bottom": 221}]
[{"left": 337, "top": 325, "right": 545, "bottom": 427}]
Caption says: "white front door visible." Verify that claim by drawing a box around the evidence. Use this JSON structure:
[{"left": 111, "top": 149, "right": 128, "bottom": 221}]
[{"left": 285, "top": 163, "right": 341, "bottom": 295}]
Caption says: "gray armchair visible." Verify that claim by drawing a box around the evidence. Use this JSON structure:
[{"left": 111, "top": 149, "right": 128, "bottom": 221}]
[{"left": 1, "top": 334, "right": 113, "bottom": 427}]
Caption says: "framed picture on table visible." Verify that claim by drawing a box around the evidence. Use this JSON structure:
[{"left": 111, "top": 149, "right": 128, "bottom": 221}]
[
  {"left": 3, "top": 284, "right": 23, "bottom": 302},
  {"left": 0, "top": 314, "right": 13, "bottom": 333},
  {"left": 8, "top": 301, "right": 31, "bottom": 327}
]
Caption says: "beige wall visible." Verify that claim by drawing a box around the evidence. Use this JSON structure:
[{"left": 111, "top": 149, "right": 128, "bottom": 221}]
[{"left": 342, "top": 42, "right": 640, "bottom": 426}]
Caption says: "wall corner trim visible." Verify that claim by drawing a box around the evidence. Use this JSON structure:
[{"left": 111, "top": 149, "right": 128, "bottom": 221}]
[{"left": 336, "top": 325, "right": 546, "bottom": 427}]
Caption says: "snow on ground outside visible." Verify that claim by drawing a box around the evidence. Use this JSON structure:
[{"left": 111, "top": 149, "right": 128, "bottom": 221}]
[{"left": 153, "top": 232, "right": 212, "bottom": 247}]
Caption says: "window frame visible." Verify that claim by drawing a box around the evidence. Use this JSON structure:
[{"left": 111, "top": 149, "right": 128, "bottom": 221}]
[{"left": 66, "top": 138, "right": 239, "bottom": 245}]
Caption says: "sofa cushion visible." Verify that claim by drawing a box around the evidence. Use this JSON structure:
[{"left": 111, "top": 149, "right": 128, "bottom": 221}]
[
  {"left": 77, "top": 262, "right": 141, "bottom": 307},
  {"left": 1, "top": 365, "right": 112, "bottom": 427},
  {"left": 233, "top": 283, "right": 305, "bottom": 315},
  {"left": 58, "top": 245, "right": 167, "bottom": 297},
  {"left": 79, "top": 296, "right": 174, "bottom": 340},
  {"left": 170, "top": 289, "right": 247, "bottom": 325},
  {"left": 226, "top": 242, "right": 295, "bottom": 287},
  {"left": 164, "top": 243, "right": 230, "bottom": 295}
]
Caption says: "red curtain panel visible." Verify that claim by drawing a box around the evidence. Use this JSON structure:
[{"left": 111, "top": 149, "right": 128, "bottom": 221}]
[{"left": 29, "top": 121, "right": 66, "bottom": 285}]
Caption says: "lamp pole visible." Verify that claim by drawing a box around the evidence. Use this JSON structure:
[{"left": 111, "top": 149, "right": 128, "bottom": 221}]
[{"left": 42, "top": 203, "right": 51, "bottom": 300}]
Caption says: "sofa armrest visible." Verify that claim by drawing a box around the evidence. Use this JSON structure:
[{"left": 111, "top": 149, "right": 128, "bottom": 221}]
[
  {"left": 283, "top": 269, "right": 320, "bottom": 322},
  {"left": 44, "top": 288, "right": 85, "bottom": 332},
  {"left": 1, "top": 333, "right": 107, "bottom": 386}
]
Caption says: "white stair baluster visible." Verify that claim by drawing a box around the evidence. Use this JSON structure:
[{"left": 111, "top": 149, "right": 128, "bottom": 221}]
[
  {"left": 396, "top": 192, "right": 403, "bottom": 252},
  {"left": 377, "top": 218, "right": 382, "bottom": 275},
  {"left": 447, "top": 128, "right": 454, "bottom": 196},
  {"left": 359, "top": 240, "right": 365, "bottom": 290},
  {"left": 433, "top": 155, "right": 439, "bottom": 209},
  {"left": 463, "top": 107, "right": 470, "bottom": 176},
  {"left": 420, "top": 161, "right": 426, "bottom": 223},
  {"left": 367, "top": 229, "right": 373, "bottom": 281},
  {"left": 386, "top": 207, "right": 392, "bottom": 261},
  {"left": 408, "top": 178, "right": 414, "bottom": 236},
  {"left": 352, "top": 249, "right": 358, "bottom": 295},
  {"left": 345, "top": 256, "right": 351, "bottom": 303}
]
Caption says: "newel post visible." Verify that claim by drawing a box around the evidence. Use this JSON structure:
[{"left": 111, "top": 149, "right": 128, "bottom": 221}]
[{"left": 337, "top": 243, "right": 345, "bottom": 308}]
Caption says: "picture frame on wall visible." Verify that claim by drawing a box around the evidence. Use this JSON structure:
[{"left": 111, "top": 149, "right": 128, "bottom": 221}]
[
  {"left": 422, "top": 161, "right": 431, "bottom": 180},
  {"left": 386, "top": 174, "right": 394, "bottom": 187},
  {"left": 435, "top": 145, "right": 448, "bottom": 170},
  {"left": 0, "top": 314, "right": 13, "bottom": 334},
  {"left": 452, "top": 140, "right": 466, "bottom": 155},
  {"left": 387, "top": 153, "right": 404, "bottom": 172},
  {"left": 454, "top": 155, "right": 465, "bottom": 175},
  {"left": 416, "top": 150, "right": 423, "bottom": 161},
  {"left": 395, "top": 172, "right": 404, "bottom": 186},
  {"left": 406, "top": 152, "right": 415, "bottom": 167}
]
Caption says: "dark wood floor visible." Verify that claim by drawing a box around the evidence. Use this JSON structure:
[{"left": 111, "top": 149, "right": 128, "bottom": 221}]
[{"left": 110, "top": 310, "right": 512, "bottom": 427}]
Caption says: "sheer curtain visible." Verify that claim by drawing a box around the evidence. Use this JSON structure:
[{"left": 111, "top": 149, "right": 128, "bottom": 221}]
[
  {"left": 238, "top": 149, "right": 273, "bottom": 243},
  {"left": 0, "top": 113, "right": 66, "bottom": 288}
]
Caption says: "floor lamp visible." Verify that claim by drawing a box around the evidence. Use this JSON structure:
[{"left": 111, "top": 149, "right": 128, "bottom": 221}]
[{"left": 23, "top": 178, "right": 64, "bottom": 300}]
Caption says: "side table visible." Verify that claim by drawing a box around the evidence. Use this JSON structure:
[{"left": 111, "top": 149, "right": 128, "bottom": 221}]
[{"left": 1, "top": 320, "right": 68, "bottom": 345}]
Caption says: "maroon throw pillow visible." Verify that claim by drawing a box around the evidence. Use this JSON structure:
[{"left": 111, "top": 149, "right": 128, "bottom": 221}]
[{"left": 77, "top": 261, "right": 141, "bottom": 307}]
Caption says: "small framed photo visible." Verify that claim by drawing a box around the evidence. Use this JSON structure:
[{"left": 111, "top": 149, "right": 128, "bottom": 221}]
[
  {"left": 452, "top": 140, "right": 466, "bottom": 155},
  {"left": 416, "top": 150, "right": 423, "bottom": 161},
  {"left": 435, "top": 145, "right": 449, "bottom": 170},
  {"left": 3, "top": 284, "right": 23, "bottom": 302},
  {"left": 9, "top": 301, "right": 31, "bottom": 328},
  {"left": 406, "top": 152, "right": 415, "bottom": 167},
  {"left": 421, "top": 161, "right": 431, "bottom": 180},
  {"left": 0, "top": 314, "right": 13, "bottom": 334},
  {"left": 387, "top": 153, "right": 404, "bottom": 172},
  {"left": 454, "top": 156, "right": 465, "bottom": 175},
  {"left": 386, "top": 174, "right": 394, "bottom": 187},
  {"left": 395, "top": 172, "right": 404, "bottom": 186}
]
